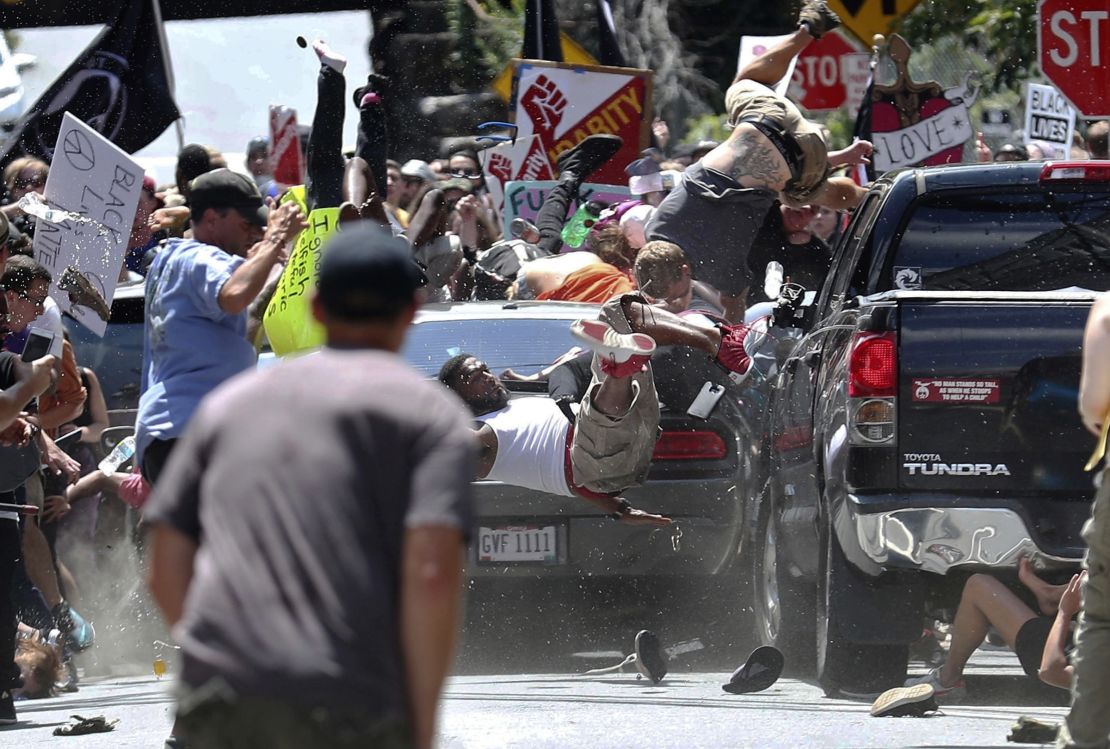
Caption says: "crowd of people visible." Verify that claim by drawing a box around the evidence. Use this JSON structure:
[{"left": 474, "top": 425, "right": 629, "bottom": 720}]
[{"left": 0, "top": 0, "right": 1108, "bottom": 747}]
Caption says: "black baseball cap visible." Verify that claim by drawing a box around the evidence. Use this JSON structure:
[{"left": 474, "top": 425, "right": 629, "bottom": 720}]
[
  {"left": 316, "top": 224, "right": 427, "bottom": 320},
  {"left": 189, "top": 168, "right": 268, "bottom": 227}
]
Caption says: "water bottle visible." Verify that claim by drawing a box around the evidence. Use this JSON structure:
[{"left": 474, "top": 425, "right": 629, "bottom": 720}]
[
  {"left": 763, "top": 261, "right": 784, "bottom": 301},
  {"left": 560, "top": 200, "right": 606, "bottom": 248},
  {"left": 99, "top": 435, "right": 136, "bottom": 476}
]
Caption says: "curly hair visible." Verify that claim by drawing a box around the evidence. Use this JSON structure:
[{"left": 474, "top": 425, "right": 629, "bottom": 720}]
[
  {"left": 437, "top": 352, "right": 474, "bottom": 390},
  {"left": 16, "top": 639, "right": 62, "bottom": 698}
]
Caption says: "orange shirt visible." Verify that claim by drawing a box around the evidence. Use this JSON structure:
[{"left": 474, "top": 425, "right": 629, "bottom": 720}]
[{"left": 537, "top": 263, "right": 634, "bottom": 303}]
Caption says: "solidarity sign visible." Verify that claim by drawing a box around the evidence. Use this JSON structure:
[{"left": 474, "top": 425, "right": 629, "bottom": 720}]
[
  {"left": 32, "top": 112, "right": 141, "bottom": 336},
  {"left": 511, "top": 60, "right": 652, "bottom": 186}
]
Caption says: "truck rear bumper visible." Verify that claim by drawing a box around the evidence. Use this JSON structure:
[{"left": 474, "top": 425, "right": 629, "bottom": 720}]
[{"left": 846, "top": 495, "right": 1081, "bottom": 574}]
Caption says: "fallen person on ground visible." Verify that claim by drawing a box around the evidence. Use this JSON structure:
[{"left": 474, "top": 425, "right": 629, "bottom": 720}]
[{"left": 438, "top": 295, "right": 754, "bottom": 525}]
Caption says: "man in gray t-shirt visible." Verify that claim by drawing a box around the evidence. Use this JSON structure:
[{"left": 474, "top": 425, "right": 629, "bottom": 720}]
[{"left": 146, "top": 225, "right": 475, "bottom": 749}]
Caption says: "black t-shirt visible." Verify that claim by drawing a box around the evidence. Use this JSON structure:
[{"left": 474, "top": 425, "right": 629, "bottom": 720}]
[
  {"left": 0, "top": 352, "right": 19, "bottom": 390},
  {"left": 747, "top": 205, "right": 832, "bottom": 302}
]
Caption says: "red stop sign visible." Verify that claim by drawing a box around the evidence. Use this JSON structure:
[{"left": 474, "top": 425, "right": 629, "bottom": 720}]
[
  {"left": 790, "top": 30, "right": 862, "bottom": 111},
  {"left": 1038, "top": 0, "right": 1110, "bottom": 117}
]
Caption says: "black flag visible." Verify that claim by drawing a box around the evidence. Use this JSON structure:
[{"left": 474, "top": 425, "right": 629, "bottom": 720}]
[
  {"left": 595, "top": 0, "right": 627, "bottom": 67},
  {"left": 0, "top": 0, "right": 181, "bottom": 168},
  {"left": 522, "top": 0, "right": 563, "bottom": 62}
]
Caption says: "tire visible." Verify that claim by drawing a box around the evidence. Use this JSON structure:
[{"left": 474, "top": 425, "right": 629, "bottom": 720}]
[
  {"left": 752, "top": 505, "right": 815, "bottom": 673},
  {"left": 816, "top": 525, "right": 909, "bottom": 696}
]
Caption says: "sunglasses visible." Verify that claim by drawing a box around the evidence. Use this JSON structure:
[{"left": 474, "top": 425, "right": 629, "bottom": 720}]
[{"left": 449, "top": 169, "right": 483, "bottom": 180}]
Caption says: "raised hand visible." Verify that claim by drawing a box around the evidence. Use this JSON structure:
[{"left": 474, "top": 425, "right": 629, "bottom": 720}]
[{"left": 1060, "top": 571, "right": 1087, "bottom": 618}]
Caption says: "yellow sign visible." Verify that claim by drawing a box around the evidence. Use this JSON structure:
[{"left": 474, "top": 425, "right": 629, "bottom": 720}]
[
  {"left": 262, "top": 201, "right": 339, "bottom": 356},
  {"left": 827, "top": 0, "right": 924, "bottom": 46},
  {"left": 492, "top": 33, "right": 599, "bottom": 101}
]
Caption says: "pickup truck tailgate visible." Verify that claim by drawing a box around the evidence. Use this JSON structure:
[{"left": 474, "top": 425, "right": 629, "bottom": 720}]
[{"left": 897, "top": 299, "right": 1094, "bottom": 495}]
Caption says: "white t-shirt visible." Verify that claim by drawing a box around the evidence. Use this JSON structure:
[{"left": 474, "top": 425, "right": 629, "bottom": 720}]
[{"left": 477, "top": 397, "right": 573, "bottom": 496}]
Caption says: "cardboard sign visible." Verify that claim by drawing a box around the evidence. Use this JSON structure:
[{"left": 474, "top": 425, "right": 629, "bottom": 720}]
[
  {"left": 481, "top": 134, "right": 554, "bottom": 219},
  {"left": 269, "top": 105, "right": 303, "bottom": 187},
  {"left": 502, "top": 180, "right": 631, "bottom": 244},
  {"left": 1023, "top": 82, "right": 1076, "bottom": 158},
  {"left": 912, "top": 378, "right": 1001, "bottom": 404},
  {"left": 869, "top": 36, "right": 979, "bottom": 172},
  {"left": 262, "top": 199, "right": 338, "bottom": 356},
  {"left": 511, "top": 60, "right": 651, "bottom": 186},
  {"left": 32, "top": 112, "right": 141, "bottom": 336}
]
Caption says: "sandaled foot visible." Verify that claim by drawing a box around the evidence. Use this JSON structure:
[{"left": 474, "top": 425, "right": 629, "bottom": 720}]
[
  {"left": 353, "top": 73, "right": 390, "bottom": 108},
  {"left": 555, "top": 134, "right": 623, "bottom": 181},
  {"left": 798, "top": 0, "right": 840, "bottom": 39}
]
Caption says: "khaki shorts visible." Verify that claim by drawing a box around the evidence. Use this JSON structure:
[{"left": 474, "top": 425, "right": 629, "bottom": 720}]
[
  {"left": 569, "top": 296, "right": 661, "bottom": 495},
  {"left": 724, "top": 80, "right": 829, "bottom": 203}
]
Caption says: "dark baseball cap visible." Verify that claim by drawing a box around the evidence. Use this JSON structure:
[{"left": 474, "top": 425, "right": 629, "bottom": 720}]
[
  {"left": 189, "top": 168, "right": 268, "bottom": 227},
  {"left": 316, "top": 224, "right": 427, "bottom": 320}
]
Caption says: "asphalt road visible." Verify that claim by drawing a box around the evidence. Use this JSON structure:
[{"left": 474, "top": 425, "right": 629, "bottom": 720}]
[{"left": 0, "top": 651, "right": 1070, "bottom": 748}]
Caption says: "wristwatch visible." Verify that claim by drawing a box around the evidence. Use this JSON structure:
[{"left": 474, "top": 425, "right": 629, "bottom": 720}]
[{"left": 608, "top": 498, "right": 632, "bottom": 520}]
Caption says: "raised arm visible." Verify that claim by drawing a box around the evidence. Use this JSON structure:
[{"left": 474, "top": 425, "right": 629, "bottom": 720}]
[{"left": 1040, "top": 571, "right": 1084, "bottom": 689}]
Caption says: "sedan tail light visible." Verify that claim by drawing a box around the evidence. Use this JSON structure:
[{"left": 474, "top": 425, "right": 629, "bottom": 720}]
[{"left": 652, "top": 431, "right": 727, "bottom": 460}]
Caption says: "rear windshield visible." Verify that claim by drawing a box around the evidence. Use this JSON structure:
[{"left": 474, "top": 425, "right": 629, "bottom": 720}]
[
  {"left": 886, "top": 190, "right": 1110, "bottom": 292},
  {"left": 403, "top": 317, "right": 581, "bottom": 378}
]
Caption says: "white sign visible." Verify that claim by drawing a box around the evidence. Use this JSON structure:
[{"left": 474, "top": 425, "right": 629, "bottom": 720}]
[
  {"left": 32, "top": 112, "right": 141, "bottom": 336},
  {"left": 872, "top": 102, "right": 975, "bottom": 172},
  {"left": 737, "top": 35, "right": 797, "bottom": 96},
  {"left": 842, "top": 53, "right": 872, "bottom": 117},
  {"left": 1023, "top": 82, "right": 1076, "bottom": 155}
]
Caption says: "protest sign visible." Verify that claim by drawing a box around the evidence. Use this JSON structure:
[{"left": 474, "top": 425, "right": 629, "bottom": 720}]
[
  {"left": 270, "top": 105, "right": 304, "bottom": 187},
  {"left": 1023, "top": 82, "right": 1076, "bottom": 158},
  {"left": 481, "top": 134, "right": 554, "bottom": 218},
  {"left": 868, "top": 35, "right": 978, "bottom": 172},
  {"left": 511, "top": 60, "right": 651, "bottom": 186},
  {"left": 502, "top": 180, "right": 630, "bottom": 245},
  {"left": 32, "top": 112, "right": 141, "bottom": 336},
  {"left": 262, "top": 196, "right": 338, "bottom": 356}
]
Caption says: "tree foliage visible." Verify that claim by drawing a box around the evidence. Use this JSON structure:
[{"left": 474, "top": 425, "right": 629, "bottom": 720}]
[{"left": 896, "top": 0, "right": 1039, "bottom": 92}]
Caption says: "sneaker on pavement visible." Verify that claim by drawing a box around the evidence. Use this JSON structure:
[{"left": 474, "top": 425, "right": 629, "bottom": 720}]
[
  {"left": 0, "top": 689, "right": 15, "bottom": 725},
  {"left": 571, "top": 319, "right": 656, "bottom": 363},
  {"left": 634, "top": 629, "right": 667, "bottom": 684},
  {"left": 798, "top": 0, "right": 840, "bottom": 39},
  {"left": 870, "top": 683, "right": 938, "bottom": 717},
  {"left": 556, "top": 134, "right": 623, "bottom": 181},
  {"left": 904, "top": 666, "right": 966, "bottom": 701}
]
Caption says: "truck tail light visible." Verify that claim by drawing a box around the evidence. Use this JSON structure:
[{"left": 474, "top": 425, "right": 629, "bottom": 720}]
[
  {"left": 1039, "top": 161, "right": 1110, "bottom": 182},
  {"left": 652, "top": 431, "right": 727, "bottom": 460},
  {"left": 848, "top": 332, "right": 897, "bottom": 397}
]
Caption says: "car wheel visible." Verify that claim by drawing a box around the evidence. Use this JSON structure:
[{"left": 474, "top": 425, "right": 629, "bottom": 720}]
[
  {"left": 752, "top": 505, "right": 814, "bottom": 672},
  {"left": 815, "top": 523, "right": 909, "bottom": 696}
]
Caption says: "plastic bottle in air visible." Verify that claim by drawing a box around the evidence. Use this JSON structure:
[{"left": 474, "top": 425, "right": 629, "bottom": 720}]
[
  {"left": 99, "top": 435, "right": 136, "bottom": 476},
  {"left": 560, "top": 200, "right": 607, "bottom": 248}
]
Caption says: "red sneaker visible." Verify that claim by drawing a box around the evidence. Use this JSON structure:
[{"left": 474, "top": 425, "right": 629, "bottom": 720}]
[
  {"left": 716, "top": 324, "right": 754, "bottom": 379},
  {"left": 571, "top": 319, "right": 655, "bottom": 363},
  {"left": 599, "top": 353, "right": 651, "bottom": 378}
]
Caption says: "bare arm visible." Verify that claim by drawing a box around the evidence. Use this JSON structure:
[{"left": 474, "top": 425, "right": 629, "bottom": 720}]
[
  {"left": 218, "top": 202, "right": 307, "bottom": 316},
  {"left": 400, "top": 526, "right": 465, "bottom": 749},
  {"left": 1080, "top": 295, "right": 1110, "bottom": 435},
  {"left": 0, "top": 357, "right": 55, "bottom": 430},
  {"left": 826, "top": 140, "right": 874, "bottom": 169},
  {"left": 1039, "top": 572, "right": 1084, "bottom": 689},
  {"left": 76, "top": 368, "right": 110, "bottom": 444},
  {"left": 246, "top": 262, "right": 285, "bottom": 347},
  {"left": 147, "top": 524, "right": 199, "bottom": 628}
]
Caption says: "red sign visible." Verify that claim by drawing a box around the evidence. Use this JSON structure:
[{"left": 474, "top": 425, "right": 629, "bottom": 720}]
[
  {"left": 269, "top": 105, "right": 303, "bottom": 187},
  {"left": 791, "top": 31, "right": 862, "bottom": 111},
  {"left": 911, "top": 379, "right": 1001, "bottom": 404},
  {"left": 512, "top": 60, "right": 652, "bottom": 186},
  {"left": 1038, "top": 0, "right": 1110, "bottom": 118}
]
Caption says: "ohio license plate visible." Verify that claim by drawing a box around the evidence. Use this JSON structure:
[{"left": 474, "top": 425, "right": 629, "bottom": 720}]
[{"left": 478, "top": 525, "right": 559, "bottom": 564}]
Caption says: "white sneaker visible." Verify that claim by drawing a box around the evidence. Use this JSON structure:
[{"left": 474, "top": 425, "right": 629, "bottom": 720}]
[
  {"left": 570, "top": 319, "right": 655, "bottom": 363},
  {"left": 904, "top": 665, "right": 966, "bottom": 701}
]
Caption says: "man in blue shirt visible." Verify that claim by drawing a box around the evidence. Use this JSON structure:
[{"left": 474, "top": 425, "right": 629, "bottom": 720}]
[{"left": 137, "top": 169, "right": 307, "bottom": 485}]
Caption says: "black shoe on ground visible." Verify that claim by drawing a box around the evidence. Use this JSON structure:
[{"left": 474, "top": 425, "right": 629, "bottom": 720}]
[
  {"left": 555, "top": 134, "right": 623, "bottom": 181},
  {"left": 634, "top": 629, "right": 667, "bottom": 684},
  {"left": 722, "top": 645, "right": 784, "bottom": 694},
  {"left": 798, "top": 0, "right": 840, "bottom": 38},
  {"left": 870, "top": 683, "right": 938, "bottom": 717},
  {"left": 0, "top": 689, "right": 16, "bottom": 725}
]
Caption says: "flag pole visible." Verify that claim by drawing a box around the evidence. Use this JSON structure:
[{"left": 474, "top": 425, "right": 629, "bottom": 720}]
[{"left": 150, "top": 0, "right": 184, "bottom": 150}]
